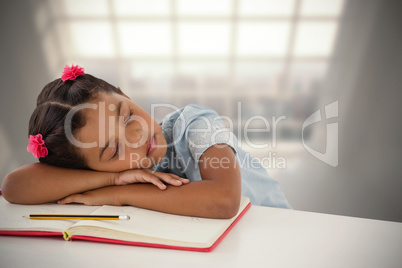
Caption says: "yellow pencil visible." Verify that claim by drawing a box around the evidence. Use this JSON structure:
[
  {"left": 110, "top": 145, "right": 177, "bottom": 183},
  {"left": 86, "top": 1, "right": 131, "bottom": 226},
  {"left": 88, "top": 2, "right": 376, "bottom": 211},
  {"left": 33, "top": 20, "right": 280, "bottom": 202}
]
[{"left": 24, "top": 214, "right": 130, "bottom": 220}]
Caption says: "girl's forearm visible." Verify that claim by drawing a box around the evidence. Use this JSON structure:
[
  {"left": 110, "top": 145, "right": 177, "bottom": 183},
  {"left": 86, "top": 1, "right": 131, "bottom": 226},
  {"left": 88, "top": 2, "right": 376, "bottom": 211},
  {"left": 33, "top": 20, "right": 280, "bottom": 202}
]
[
  {"left": 61, "top": 181, "right": 240, "bottom": 219},
  {"left": 59, "top": 144, "right": 242, "bottom": 219},
  {"left": 118, "top": 180, "right": 241, "bottom": 219},
  {"left": 1, "top": 163, "right": 114, "bottom": 204}
]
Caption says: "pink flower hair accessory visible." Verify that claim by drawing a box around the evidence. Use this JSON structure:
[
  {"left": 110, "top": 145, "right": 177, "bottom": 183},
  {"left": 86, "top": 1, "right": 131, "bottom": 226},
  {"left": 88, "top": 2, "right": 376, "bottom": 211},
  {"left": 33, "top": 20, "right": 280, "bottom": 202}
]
[
  {"left": 27, "top": 134, "right": 48, "bottom": 158},
  {"left": 61, "top": 64, "right": 85, "bottom": 81}
]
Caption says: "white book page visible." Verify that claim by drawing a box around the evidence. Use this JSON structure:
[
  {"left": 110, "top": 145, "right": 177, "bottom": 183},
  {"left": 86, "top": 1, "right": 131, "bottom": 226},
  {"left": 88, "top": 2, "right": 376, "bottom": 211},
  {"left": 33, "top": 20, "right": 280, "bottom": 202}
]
[
  {"left": 69, "top": 197, "right": 250, "bottom": 246},
  {"left": 0, "top": 196, "right": 100, "bottom": 232}
]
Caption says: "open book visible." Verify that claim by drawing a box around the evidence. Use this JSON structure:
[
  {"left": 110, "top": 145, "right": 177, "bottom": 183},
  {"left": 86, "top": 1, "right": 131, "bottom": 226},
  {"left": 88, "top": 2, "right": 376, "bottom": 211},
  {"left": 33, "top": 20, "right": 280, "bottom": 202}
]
[{"left": 0, "top": 196, "right": 250, "bottom": 252}]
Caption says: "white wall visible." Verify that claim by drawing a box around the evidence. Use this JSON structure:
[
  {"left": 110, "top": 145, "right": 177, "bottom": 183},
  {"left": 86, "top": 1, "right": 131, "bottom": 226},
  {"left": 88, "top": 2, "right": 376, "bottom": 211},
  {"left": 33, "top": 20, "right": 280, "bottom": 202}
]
[
  {"left": 276, "top": 0, "right": 402, "bottom": 222},
  {"left": 0, "top": 1, "right": 52, "bottom": 182}
]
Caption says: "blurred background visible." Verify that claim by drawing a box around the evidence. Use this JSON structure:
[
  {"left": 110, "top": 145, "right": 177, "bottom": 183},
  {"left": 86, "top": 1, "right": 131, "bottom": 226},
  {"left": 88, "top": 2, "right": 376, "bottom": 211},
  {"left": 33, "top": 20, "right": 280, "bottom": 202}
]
[{"left": 1, "top": 0, "right": 401, "bottom": 221}]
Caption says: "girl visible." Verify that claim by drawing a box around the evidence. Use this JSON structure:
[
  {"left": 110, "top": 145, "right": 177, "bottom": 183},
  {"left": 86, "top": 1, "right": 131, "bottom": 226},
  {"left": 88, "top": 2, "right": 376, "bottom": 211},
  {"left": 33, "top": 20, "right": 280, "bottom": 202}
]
[{"left": 1, "top": 65, "right": 290, "bottom": 219}]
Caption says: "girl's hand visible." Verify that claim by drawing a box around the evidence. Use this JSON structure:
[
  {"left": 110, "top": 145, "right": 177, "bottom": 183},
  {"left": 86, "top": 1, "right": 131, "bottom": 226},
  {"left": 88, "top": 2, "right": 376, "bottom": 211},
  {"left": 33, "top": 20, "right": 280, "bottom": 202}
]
[{"left": 114, "top": 169, "right": 189, "bottom": 190}]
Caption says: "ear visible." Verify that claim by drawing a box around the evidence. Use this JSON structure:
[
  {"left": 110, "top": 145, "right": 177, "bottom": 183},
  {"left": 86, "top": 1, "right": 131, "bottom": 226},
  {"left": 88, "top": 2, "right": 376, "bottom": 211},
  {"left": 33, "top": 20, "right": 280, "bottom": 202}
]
[{"left": 117, "top": 87, "right": 130, "bottom": 99}]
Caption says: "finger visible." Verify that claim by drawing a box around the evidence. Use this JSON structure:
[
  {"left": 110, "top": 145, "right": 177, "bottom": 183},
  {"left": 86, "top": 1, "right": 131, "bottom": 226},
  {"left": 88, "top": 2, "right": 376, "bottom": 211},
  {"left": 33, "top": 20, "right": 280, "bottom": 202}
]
[
  {"left": 163, "top": 173, "right": 190, "bottom": 184},
  {"left": 169, "top": 174, "right": 190, "bottom": 184},
  {"left": 145, "top": 171, "right": 184, "bottom": 186},
  {"left": 142, "top": 170, "right": 180, "bottom": 186},
  {"left": 140, "top": 171, "right": 168, "bottom": 190}
]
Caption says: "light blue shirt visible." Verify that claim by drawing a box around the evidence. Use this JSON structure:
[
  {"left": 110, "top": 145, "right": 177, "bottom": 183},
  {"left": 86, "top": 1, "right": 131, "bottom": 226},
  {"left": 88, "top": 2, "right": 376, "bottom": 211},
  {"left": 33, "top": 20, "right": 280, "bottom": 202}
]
[{"left": 152, "top": 104, "right": 291, "bottom": 209}]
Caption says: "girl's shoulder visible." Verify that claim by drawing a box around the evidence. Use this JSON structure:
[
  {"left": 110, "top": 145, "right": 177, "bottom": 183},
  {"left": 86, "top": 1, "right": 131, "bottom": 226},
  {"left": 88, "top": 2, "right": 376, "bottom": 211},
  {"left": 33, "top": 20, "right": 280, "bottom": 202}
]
[
  {"left": 160, "top": 104, "right": 218, "bottom": 128},
  {"left": 160, "top": 104, "right": 226, "bottom": 145},
  {"left": 164, "top": 104, "right": 215, "bottom": 120}
]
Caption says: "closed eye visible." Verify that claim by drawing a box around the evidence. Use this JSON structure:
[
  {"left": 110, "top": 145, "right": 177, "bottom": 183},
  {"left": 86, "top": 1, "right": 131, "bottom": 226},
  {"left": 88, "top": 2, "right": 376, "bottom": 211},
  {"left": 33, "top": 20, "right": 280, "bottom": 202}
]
[
  {"left": 112, "top": 142, "right": 120, "bottom": 159},
  {"left": 124, "top": 110, "right": 134, "bottom": 125}
]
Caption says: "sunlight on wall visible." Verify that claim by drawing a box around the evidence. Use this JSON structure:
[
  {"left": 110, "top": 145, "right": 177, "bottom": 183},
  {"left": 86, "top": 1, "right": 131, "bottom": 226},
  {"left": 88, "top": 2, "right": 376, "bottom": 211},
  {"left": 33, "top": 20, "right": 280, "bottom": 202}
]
[{"left": 33, "top": 0, "right": 346, "bottom": 155}]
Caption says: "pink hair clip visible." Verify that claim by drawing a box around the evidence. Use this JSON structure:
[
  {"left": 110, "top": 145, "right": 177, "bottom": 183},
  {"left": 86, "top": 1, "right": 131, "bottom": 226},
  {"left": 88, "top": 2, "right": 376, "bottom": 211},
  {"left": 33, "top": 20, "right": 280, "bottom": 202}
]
[
  {"left": 61, "top": 64, "right": 85, "bottom": 81},
  {"left": 27, "top": 134, "right": 48, "bottom": 158}
]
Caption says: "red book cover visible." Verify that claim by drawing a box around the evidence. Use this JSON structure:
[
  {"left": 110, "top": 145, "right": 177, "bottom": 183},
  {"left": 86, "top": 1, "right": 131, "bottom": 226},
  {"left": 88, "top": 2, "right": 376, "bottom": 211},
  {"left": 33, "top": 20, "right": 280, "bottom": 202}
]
[
  {"left": 0, "top": 195, "right": 251, "bottom": 252},
  {"left": 70, "top": 202, "right": 251, "bottom": 252}
]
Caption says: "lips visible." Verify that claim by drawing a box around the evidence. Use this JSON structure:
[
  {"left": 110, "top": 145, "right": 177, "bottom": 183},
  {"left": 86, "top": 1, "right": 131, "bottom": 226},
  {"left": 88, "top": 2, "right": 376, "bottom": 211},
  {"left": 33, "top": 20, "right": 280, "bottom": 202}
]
[{"left": 147, "top": 135, "right": 157, "bottom": 156}]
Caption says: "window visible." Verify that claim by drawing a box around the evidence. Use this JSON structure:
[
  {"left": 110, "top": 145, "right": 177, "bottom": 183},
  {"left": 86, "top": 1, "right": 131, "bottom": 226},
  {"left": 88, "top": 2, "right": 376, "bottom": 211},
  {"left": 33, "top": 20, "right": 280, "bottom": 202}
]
[{"left": 35, "top": 0, "right": 346, "bottom": 142}]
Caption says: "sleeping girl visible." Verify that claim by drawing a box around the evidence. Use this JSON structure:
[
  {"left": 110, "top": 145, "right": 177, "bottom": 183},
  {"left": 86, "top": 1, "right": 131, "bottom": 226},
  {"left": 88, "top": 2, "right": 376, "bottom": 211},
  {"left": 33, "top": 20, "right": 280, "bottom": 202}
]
[{"left": 1, "top": 64, "right": 290, "bottom": 219}]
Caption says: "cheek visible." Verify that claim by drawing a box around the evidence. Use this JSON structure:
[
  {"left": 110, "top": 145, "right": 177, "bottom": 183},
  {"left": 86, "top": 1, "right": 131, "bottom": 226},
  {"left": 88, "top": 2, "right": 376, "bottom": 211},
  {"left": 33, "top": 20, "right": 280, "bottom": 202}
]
[
  {"left": 122, "top": 148, "right": 154, "bottom": 169},
  {"left": 78, "top": 149, "right": 98, "bottom": 169},
  {"left": 123, "top": 148, "right": 141, "bottom": 165}
]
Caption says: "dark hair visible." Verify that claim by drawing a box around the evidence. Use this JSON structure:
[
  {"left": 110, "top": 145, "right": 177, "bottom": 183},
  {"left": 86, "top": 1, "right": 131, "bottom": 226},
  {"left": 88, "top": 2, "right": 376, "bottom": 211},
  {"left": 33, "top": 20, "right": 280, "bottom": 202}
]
[{"left": 28, "top": 74, "right": 122, "bottom": 169}]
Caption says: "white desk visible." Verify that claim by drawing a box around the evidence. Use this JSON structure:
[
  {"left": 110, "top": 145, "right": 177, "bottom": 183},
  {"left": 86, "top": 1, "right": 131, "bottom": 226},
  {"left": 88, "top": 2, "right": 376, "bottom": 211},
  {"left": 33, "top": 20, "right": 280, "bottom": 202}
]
[{"left": 0, "top": 206, "right": 401, "bottom": 268}]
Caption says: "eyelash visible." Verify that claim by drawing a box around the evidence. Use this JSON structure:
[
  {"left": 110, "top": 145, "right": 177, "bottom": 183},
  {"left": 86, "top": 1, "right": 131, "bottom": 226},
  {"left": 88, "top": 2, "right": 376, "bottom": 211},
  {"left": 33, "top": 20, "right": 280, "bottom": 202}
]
[
  {"left": 113, "top": 109, "right": 133, "bottom": 159},
  {"left": 113, "top": 143, "right": 119, "bottom": 159}
]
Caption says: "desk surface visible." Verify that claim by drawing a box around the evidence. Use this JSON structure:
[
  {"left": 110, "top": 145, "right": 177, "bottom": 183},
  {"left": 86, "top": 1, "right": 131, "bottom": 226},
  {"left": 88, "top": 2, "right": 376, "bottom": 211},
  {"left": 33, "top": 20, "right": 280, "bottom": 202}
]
[{"left": 0, "top": 205, "right": 401, "bottom": 268}]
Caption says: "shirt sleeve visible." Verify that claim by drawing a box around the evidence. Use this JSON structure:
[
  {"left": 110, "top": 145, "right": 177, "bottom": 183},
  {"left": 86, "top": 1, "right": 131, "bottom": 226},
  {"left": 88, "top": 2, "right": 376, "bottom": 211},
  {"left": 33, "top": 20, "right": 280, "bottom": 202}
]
[{"left": 173, "top": 104, "right": 237, "bottom": 163}]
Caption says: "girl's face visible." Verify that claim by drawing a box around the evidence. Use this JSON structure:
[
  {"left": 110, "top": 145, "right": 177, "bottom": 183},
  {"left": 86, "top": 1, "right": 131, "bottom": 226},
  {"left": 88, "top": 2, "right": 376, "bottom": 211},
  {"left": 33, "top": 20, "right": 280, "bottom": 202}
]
[{"left": 75, "top": 91, "right": 167, "bottom": 172}]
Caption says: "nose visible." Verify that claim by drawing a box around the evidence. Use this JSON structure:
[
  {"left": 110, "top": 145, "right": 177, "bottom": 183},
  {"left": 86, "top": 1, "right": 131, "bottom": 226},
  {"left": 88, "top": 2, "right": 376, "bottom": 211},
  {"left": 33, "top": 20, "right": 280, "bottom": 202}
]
[{"left": 122, "top": 121, "right": 148, "bottom": 148}]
